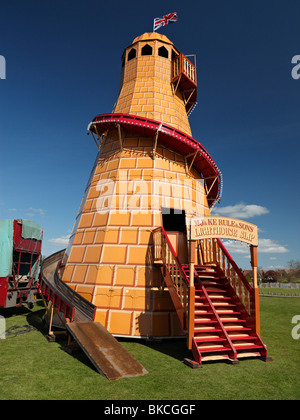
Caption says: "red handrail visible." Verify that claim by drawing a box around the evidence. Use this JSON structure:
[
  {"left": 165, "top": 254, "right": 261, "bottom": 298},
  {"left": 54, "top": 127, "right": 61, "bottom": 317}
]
[{"left": 216, "top": 238, "right": 253, "bottom": 292}]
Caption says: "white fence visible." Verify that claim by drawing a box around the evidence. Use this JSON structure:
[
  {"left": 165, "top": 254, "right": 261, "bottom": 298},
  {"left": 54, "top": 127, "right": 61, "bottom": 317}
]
[{"left": 260, "top": 282, "right": 300, "bottom": 289}]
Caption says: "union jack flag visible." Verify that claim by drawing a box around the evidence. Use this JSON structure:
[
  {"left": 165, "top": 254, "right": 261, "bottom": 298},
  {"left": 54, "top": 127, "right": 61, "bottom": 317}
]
[{"left": 153, "top": 12, "right": 178, "bottom": 32}]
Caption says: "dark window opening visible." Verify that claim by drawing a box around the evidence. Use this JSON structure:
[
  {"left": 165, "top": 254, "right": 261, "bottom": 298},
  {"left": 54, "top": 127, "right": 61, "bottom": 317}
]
[
  {"left": 141, "top": 44, "right": 153, "bottom": 56},
  {"left": 158, "top": 46, "right": 169, "bottom": 59},
  {"left": 171, "top": 50, "right": 178, "bottom": 61},
  {"left": 13, "top": 251, "right": 38, "bottom": 277},
  {"left": 162, "top": 208, "right": 186, "bottom": 233},
  {"left": 128, "top": 48, "right": 137, "bottom": 61}
]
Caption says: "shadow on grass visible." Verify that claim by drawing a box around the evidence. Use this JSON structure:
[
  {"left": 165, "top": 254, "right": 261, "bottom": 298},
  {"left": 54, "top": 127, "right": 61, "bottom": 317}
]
[
  {"left": 118, "top": 336, "right": 193, "bottom": 363},
  {"left": 0, "top": 305, "right": 31, "bottom": 319},
  {"left": 27, "top": 306, "right": 99, "bottom": 374},
  {"left": 24, "top": 302, "right": 191, "bottom": 375},
  {"left": 26, "top": 308, "right": 47, "bottom": 333}
]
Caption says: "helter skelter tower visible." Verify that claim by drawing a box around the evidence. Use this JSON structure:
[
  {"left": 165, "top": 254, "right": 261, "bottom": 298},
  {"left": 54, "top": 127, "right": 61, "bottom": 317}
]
[{"left": 61, "top": 32, "right": 222, "bottom": 338}]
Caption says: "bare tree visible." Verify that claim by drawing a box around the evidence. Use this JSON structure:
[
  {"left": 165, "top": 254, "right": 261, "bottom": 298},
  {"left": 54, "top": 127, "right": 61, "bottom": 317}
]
[{"left": 287, "top": 259, "right": 300, "bottom": 270}]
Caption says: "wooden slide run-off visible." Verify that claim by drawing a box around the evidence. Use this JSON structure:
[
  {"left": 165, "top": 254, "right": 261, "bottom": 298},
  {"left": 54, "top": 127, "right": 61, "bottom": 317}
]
[
  {"left": 39, "top": 250, "right": 147, "bottom": 380},
  {"left": 66, "top": 322, "right": 147, "bottom": 381}
]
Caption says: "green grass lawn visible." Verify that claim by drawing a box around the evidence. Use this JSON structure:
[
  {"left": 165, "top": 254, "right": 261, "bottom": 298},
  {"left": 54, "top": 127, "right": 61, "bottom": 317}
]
[
  {"left": 259, "top": 287, "right": 300, "bottom": 297},
  {"left": 0, "top": 297, "right": 299, "bottom": 400}
]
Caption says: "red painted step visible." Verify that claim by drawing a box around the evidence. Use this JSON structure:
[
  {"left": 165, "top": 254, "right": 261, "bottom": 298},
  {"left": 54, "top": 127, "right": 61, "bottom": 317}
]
[
  {"left": 194, "top": 329, "right": 223, "bottom": 335},
  {"left": 194, "top": 337, "right": 227, "bottom": 343},
  {"left": 225, "top": 327, "right": 252, "bottom": 332},
  {"left": 196, "top": 345, "right": 233, "bottom": 354},
  {"left": 182, "top": 264, "right": 269, "bottom": 364},
  {"left": 194, "top": 319, "right": 218, "bottom": 324},
  {"left": 229, "top": 335, "right": 257, "bottom": 341},
  {"left": 233, "top": 344, "right": 264, "bottom": 350}
]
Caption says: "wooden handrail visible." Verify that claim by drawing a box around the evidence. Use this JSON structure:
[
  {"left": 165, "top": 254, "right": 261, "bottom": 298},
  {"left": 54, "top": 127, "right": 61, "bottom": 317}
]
[
  {"left": 159, "top": 227, "right": 189, "bottom": 282},
  {"left": 198, "top": 238, "right": 253, "bottom": 318},
  {"left": 172, "top": 53, "right": 197, "bottom": 85},
  {"left": 153, "top": 227, "right": 191, "bottom": 333},
  {"left": 216, "top": 239, "right": 253, "bottom": 293}
]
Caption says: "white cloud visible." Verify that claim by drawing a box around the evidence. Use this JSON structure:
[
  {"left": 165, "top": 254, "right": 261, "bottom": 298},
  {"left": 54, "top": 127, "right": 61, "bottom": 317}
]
[
  {"left": 48, "top": 235, "right": 70, "bottom": 246},
  {"left": 9, "top": 207, "right": 46, "bottom": 216},
  {"left": 28, "top": 207, "right": 45, "bottom": 215},
  {"left": 265, "top": 265, "right": 286, "bottom": 270},
  {"left": 212, "top": 203, "right": 269, "bottom": 219},
  {"left": 221, "top": 238, "right": 289, "bottom": 255},
  {"left": 258, "top": 238, "right": 289, "bottom": 254},
  {"left": 222, "top": 240, "right": 249, "bottom": 254}
]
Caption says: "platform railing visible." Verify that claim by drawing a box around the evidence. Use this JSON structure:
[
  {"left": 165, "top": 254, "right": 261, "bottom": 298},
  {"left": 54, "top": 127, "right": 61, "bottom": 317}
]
[
  {"left": 198, "top": 238, "right": 253, "bottom": 317},
  {"left": 172, "top": 53, "right": 197, "bottom": 85}
]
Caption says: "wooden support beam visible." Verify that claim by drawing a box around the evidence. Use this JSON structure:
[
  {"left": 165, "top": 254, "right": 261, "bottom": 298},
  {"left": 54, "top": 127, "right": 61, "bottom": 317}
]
[
  {"left": 203, "top": 175, "right": 219, "bottom": 180},
  {"left": 152, "top": 130, "right": 159, "bottom": 159},
  {"left": 46, "top": 301, "right": 55, "bottom": 341},
  {"left": 206, "top": 176, "right": 218, "bottom": 196},
  {"left": 185, "top": 150, "right": 198, "bottom": 175},
  {"left": 186, "top": 102, "right": 196, "bottom": 115},
  {"left": 250, "top": 245, "right": 260, "bottom": 335},
  {"left": 187, "top": 286, "right": 195, "bottom": 349},
  {"left": 173, "top": 73, "right": 182, "bottom": 96},
  {"left": 250, "top": 245, "right": 258, "bottom": 287},
  {"left": 116, "top": 123, "right": 123, "bottom": 150},
  {"left": 90, "top": 130, "right": 100, "bottom": 150},
  {"left": 204, "top": 179, "right": 208, "bottom": 196},
  {"left": 183, "top": 89, "right": 196, "bottom": 105},
  {"left": 190, "top": 240, "right": 196, "bottom": 264},
  {"left": 204, "top": 176, "right": 219, "bottom": 196},
  {"left": 185, "top": 150, "right": 198, "bottom": 159},
  {"left": 94, "top": 124, "right": 102, "bottom": 142},
  {"left": 189, "top": 240, "right": 196, "bottom": 286},
  {"left": 89, "top": 124, "right": 104, "bottom": 151},
  {"left": 152, "top": 124, "right": 162, "bottom": 159}
]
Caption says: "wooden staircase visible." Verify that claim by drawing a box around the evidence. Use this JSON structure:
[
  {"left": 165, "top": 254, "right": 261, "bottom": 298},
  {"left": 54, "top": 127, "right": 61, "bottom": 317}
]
[
  {"left": 182, "top": 265, "right": 268, "bottom": 364},
  {"left": 153, "top": 227, "right": 270, "bottom": 367}
]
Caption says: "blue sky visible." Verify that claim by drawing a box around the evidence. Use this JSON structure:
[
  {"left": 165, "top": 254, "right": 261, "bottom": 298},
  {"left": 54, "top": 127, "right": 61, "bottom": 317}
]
[{"left": 0, "top": 0, "right": 299, "bottom": 270}]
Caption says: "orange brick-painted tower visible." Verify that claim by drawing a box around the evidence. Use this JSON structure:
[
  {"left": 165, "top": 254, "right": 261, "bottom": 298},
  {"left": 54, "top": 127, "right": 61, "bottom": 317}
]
[{"left": 61, "top": 32, "right": 222, "bottom": 338}]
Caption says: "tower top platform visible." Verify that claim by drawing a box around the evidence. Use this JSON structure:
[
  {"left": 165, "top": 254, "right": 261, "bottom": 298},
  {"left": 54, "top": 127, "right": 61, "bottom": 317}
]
[{"left": 132, "top": 32, "right": 174, "bottom": 46}]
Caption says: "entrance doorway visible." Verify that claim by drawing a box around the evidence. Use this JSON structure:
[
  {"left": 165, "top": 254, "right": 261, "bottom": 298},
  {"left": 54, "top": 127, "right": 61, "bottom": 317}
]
[
  {"left": 162, "top": 208, "right": 186, "bottom": 233},
  {"left": 162, "top": 208, "right": 188, "bottom": 264}
]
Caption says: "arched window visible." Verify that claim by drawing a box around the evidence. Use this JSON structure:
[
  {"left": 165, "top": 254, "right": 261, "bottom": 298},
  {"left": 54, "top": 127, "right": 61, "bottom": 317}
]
[
  {"left": 128, "top": 48, "right": 137, "bottom": 61},
  {"left": 141, "top": 44, "right": 153, "bottom": 56},
  {"left": 158, "top": 46, "right": 169, "bottom": 59}
]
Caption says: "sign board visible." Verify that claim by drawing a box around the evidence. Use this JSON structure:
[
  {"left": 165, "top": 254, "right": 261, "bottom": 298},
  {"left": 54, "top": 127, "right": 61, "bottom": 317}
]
[{"left": 190, "top": 216, "right": 258, "bottom": 246}]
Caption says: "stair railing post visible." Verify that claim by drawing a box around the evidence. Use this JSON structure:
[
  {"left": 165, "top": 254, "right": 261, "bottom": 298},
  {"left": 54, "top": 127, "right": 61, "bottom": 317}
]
[
  {"left": 188, "top": 286, "right": 195, "bottom": 349},
  {"left": 188, "top": 240, "right": 196, "bottom": 349},
  {"left": 162, "top": 229, "right": 166, "bottom": 277},
  {"left": 250, "top": 245, "right": 260, "bottom": 335},
  {"left": 189, "top": 240, "right": 196, "bottom": 287}
]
